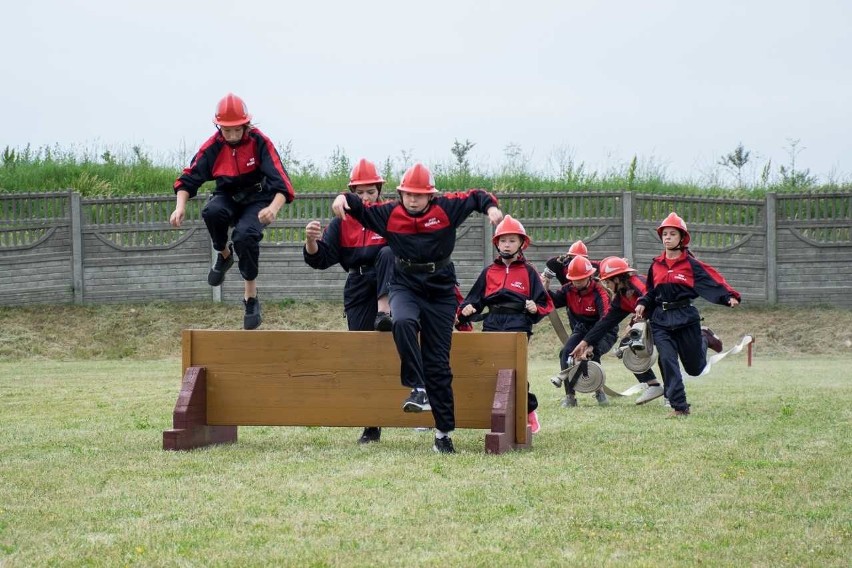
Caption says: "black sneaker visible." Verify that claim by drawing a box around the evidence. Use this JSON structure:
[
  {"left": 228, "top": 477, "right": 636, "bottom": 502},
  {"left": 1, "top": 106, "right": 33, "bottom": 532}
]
[
  {"left": 374, "top": 311, "right": 393, "bottom": 332},
  {"left": 208, "top": 243, "right": 235, "bottom": 286},
  {"left": 243, "top": 296, "right": 262, "bottom": 330},
  {"left": 433, "top": 436, "right": 456, "bottom": 454},
  {"left": 402, "top": 389, "right": 431, "bottom": 412},
  {"left": 358, "top": 427, "right": 381, "bottom": 444},
  {"left": 701, "top": 326, "right": 723, "bottom": 353}
]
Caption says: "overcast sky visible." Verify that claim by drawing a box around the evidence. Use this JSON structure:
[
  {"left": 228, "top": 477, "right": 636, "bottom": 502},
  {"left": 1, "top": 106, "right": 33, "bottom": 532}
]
[{"left": 3, "top": 0, "right": 850, "bottom": 184}]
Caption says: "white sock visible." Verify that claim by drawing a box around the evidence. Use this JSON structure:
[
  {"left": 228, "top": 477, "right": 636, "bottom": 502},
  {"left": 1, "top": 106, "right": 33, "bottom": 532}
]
[
  {"left": 416, "top": 388, "right": 426, "bottom": 393},
  {"left": 436, "top": 431, "right": 451, "bottom": 439}
]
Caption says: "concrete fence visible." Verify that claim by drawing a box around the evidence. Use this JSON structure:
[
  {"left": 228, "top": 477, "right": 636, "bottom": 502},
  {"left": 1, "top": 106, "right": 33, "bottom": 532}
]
[{"left": 1, "top": 190, "right": 850, "bottom": 308}]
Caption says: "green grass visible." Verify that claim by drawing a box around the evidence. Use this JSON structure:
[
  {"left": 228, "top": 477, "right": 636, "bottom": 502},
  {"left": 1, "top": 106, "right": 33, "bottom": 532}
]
[
  {"left": 4, "top": 143, "right": 848, "bottom": 197},
  {"left": 1, "top": 357, "right": 849, "bottom": 566}
]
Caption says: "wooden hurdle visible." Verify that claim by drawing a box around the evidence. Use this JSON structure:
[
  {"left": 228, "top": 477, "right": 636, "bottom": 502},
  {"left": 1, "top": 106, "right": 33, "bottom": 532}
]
[{"left": 163, "top": 329, "right": 530, "bottom": 454}]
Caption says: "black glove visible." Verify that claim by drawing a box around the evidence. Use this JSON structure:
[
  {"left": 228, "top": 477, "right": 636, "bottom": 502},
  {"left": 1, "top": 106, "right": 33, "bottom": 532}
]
[
  {"left": 545, "top": 257, "right": 569, "bottom": 285},
  {"left": 545, "top": 257, "right": 564, "bottom": 275}
]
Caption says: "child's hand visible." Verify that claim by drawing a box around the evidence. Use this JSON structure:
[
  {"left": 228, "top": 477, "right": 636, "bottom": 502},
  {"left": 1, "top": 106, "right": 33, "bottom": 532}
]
[
  {"left": 461, "top": 304, "right": 477, "bottom": 317},
  {"left": 258, "top": 205, "right": 279, "bottom": 225},
  {"left": 305, "top": 220, "right": 322, "bottom": 243},
  {"left": 169, "top": 207, "right": 185, "bottom": 228},
  {"left": 486, "top": 206, "right": 503, "bottom": 225},
  {"left": 570, "top": 340, "right": 590, "bottom": 360},
  {"left": 332, "top": 195, "right": 350, "bottom": 219},
  {"left": 525, "top": 300, "right": 537, "bottom": 314}
]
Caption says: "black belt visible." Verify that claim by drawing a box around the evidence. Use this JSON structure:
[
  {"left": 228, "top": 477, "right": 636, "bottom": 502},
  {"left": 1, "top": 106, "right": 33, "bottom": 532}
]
[
  {"left": 661, "top": 299, "right": 692, "bottom": 311},
  {"left": 396, "top": 257, "right": 451, "bottom": 274},
  {"left": 348, "top": 265, "right": 374, "bottom": 275},
  {"left": 489, "top": 303, "right": 526, "bottom": 314},
  {"left": 229, "top": 182, "right": 264, "bottom": 204}
]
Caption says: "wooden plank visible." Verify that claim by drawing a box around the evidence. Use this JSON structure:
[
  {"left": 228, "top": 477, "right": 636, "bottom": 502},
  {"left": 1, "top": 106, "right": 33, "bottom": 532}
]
[
  {"left": 182, "top": 330, "right": 192, "bottom": 376},
  {"left": 185, "top": 330, "right": 527, "bottom": 430}
]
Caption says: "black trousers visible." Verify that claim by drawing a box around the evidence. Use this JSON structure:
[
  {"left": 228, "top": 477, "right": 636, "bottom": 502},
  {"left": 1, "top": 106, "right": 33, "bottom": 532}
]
[
  {"left": 390, "top": 287, "right": 457, "bottom": 433},
  {"left": 202, "top": 194, "right": 272, "bottom": 281},
  {"left": 343, "top": 247, "right": 395, "bottom": 321},
  {"left": 650, "top": 322, "right": 706, "bottom": 412}
]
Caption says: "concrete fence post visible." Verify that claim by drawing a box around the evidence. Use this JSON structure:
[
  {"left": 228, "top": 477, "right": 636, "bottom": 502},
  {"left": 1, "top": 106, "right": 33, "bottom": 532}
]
[
  {"left": 622, "top": 190, "right": 634, "bottom": 263},
  {"left": 70, "top": 191, "right": 84, "bottom": 304},
  {"left": 765, "top": 192, "right": 778, "bottom": 305}
]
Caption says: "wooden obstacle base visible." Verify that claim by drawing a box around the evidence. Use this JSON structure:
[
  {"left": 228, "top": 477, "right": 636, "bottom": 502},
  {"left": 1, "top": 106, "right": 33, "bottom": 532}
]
[{"left": 163, "top": 330, "right": 530, "bottom": 454}]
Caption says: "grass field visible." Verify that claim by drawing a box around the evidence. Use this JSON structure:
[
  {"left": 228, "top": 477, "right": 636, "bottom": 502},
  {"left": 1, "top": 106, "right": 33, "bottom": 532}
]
[{"left": 1, "top": 354, "right": 849, "bottom": 567}]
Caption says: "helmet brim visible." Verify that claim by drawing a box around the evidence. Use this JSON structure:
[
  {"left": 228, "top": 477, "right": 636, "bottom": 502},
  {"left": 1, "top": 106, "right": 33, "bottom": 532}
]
[
  {"left": 600, "top": 268, "right": 635, "bottom": 280},
  {"left": 397, "top": 187, "right": 438, "bottom": 194},
  {"left": 213, "top": 117, "right": 252, "bottom": 127}
]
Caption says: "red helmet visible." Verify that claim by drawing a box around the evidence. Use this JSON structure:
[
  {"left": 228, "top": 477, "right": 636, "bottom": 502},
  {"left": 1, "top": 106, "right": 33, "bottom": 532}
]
[
  {"left": 567, "top": 255, "right": 596, "bottom": 280},
  {"left": 657, "top": 212, "right": 690, "bottom": 246},
  {"left": 598, "top": 256, "right": 635, "bottom": 280},
  {"left": 348, "top": 158, "right": 385, "bottom": 190},
  {"left": 213, "top": 93, "right": 251, "bottom": 127},
  {"left": 568, "top": 240, "right": 588, "bottom": 257},
  {"left": 492, "top": 215, "right": 531, "bottom": 249},
  {"left": 397, "top": 163, "right": 437, "bottom": 194}
]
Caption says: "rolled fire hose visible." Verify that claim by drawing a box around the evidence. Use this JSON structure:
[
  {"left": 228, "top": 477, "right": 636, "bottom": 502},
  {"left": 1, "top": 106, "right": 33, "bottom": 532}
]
[{"left": 550, "top": 360, "right": 606, "bottom": 393}]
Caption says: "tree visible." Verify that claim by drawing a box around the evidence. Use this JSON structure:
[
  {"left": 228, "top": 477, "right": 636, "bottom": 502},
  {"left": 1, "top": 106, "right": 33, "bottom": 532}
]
[
  {"left": 450, "top": 139, "right": 476, "bottom": 175},
  {"left": 718, "top": 143, "right": 751, "bottom": 189},
  {"left": 778, "top": 139, "right": 816, "bottom": 189}
]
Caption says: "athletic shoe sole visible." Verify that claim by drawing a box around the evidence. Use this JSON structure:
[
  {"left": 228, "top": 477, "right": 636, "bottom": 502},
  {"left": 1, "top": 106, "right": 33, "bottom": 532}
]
[
  {"left": 635, "top": 385, "right": 665, "bottom": 405},
  {"left": 403, "top": 402, "right": 431, "bottom": 413}
]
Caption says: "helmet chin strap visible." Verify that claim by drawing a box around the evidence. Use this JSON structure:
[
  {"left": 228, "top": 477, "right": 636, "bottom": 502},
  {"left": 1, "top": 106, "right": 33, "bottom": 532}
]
[{"left": 497, "top": 247, "right": 520, "bottom": 259}]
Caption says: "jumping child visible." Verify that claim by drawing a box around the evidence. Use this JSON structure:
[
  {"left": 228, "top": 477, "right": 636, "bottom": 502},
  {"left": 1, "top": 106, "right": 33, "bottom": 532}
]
[
  {"left": 332, "top": 163, "right": 502, "bottom": 453},
  {"left": 170, "top": 93, "right": 295, "bottom": 330}
]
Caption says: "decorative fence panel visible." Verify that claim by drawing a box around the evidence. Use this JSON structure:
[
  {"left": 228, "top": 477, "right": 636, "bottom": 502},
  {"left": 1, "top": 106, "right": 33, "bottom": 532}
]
[
  {"left": 1, "top": 190, "right": 850, "bottom": 308},
  {"left": 79, "top": 195, "right": 211, "bottom": 303},
  {"left": 773, "top": 192, "right": 852, "bottom": 306},
  {"left": 632, "top": 194, "right": 768, "bottom": 304},
  {"left": 0, "top": 193, "right": 75, "bottom": 305}
]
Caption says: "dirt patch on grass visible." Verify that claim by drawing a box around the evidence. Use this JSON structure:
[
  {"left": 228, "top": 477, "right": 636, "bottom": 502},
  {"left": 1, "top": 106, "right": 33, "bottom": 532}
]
[{"left": 1, "top": 301, "right": 850, "bottom": 361}]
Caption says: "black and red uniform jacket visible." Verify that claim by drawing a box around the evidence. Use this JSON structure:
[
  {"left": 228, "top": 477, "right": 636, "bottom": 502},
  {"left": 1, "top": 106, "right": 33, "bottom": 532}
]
[
  {"left": 545, "top": 254, "right": 601, "bottom": 286},
  {"left": 303, "top": 213, "right": 388, "bottom": 308},
  {"left": 173, "top": 128, "right": 295, "bottom": 202},
  {"left": 342, "top": 189, "right": 499, "bottom": 292},
  {"left": 303, "top": 211, "right": 388, "bottom": 272},
  {"left": 460, "top": 255, "right": 554, "bottom": 335},
  {"left": 638, "top": 249, "right": 741, "bottom": 329},
  {"left": 583, "top": 274, "right": 647, "bottom": 345},
  {"left": 548, "top": 279, "right": 612, "bottom": 335}
]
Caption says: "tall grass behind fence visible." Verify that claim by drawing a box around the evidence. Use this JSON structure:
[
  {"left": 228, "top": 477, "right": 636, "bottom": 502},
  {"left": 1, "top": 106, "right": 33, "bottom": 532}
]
[{"left": 8, "top": 141, "right": 850, "bottom": 198}]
